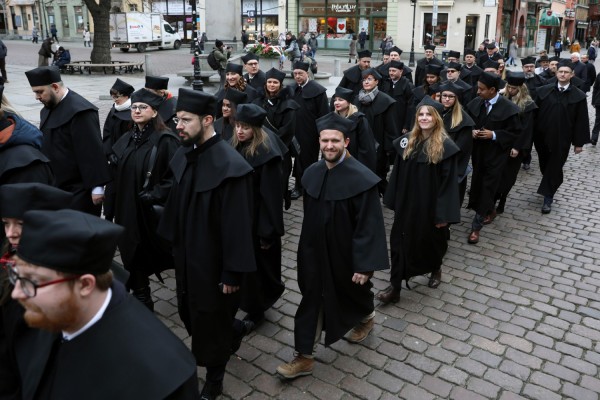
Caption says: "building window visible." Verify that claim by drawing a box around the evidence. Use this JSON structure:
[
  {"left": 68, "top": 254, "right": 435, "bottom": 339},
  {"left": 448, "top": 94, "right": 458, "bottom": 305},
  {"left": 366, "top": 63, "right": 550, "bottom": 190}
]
[
  {"left": 20, "top": 6, "right": 28, "bottom": 30},
  {"left": 422, "top": 12, "right": 448, "bottom": 47},
  {"left": 129, "top": 4, "right": 138, "bottom": 11},
  {"left": 47, "top": 6, "right": 54, "bottom": 26},
  {"left": 74, "top": 6, "right": 84, "bottom": 32}
]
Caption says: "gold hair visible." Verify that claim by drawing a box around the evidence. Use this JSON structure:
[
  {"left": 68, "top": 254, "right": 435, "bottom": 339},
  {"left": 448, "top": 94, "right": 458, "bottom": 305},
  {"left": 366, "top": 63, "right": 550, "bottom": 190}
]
[
  {"left": 230, "top": 123, "right": 270, "bottom": 157},
  {"left": 404, "top": 105, "right": 448, "bottom": 164}
]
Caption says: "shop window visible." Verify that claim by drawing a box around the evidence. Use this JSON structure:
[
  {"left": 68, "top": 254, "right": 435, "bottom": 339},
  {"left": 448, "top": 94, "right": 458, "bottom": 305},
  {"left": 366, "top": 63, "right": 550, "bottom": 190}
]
[
  {"left": 74, "top": 6, "right": 84, "bottom": 32},
  {"left": 423, "top": 12, "right": 448, "bottom": 47},
  {"left": 129, "top": 4, "right": 138, "bottom": 11}
]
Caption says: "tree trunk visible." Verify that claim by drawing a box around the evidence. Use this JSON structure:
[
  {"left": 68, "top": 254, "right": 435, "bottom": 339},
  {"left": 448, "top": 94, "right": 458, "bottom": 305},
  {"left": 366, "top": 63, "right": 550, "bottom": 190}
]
[{"left": 83, "top": 0, "right": 111, "bottom": 64}]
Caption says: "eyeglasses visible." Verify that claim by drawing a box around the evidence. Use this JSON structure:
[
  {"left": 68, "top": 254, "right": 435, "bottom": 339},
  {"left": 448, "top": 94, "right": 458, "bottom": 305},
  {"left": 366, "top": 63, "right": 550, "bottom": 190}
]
[
  {"left": 173, "top": 117, "right": 195, "bottom": 126},
  {"left": 441, "top": 94, "right": 456, "bottom": 99},
  {"left": 7, "top": 266, "right": 80, "bottom": 298},
  {"left": 131, "top": 105, "right": 150, "bottom": 112}
]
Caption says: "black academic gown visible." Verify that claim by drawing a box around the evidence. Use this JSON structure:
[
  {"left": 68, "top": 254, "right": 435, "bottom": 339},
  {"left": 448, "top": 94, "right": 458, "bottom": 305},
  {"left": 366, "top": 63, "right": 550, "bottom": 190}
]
[
  {"left": 213, "top": 117, "right": 234, "bottom": 141},
  {"left": 415, "top": 57, "right": 444, "bottom": 86},
  {"left": 0, "top": 145, "right": 52, "bottom": 186},
  {"left": 295, "top": 156, "right": 388, "bottom": 354},
  {"left": 0, "top": 295, "right": 25, "bottom": 400},
  {"left": 112, "top": 125, "right": 179, "bottom": 277},
  {"left": 545, "top": 75, "right": 587, "bottom": 92},
  {"left": 157, "top": 135, "right": 256, "bottom": 367},
  {"left": 345, "top": 111, "right": 377, "bottom": 172},
  {"left": 237, "top": 132, "right": 286, "bottom": 315},
  {"left": 524, "top": 75, "right": 547, "bottom": 100},
  {"left": 39, "top": 90, "right": 111, "bottom": 215},
  {"left": 292, "top": 80, "right": 329, "bottom": 173},
  {"left": 380, "top": 76, "right": 415, "bottom": 133},
  {"left": 533, "top": 84, "right": 590, "bottom": 197},
  {"left": 443, "top": 108, "right": 475, "bottom": 206},
  {"left": 339, "top": 65, "right": 365, "bottom": 96},
  {"left": 15, "top": 281, "right": 199, "bottom": 400},
  {"left": 158, "top": 96, "right": 178, "bottom": 133},
  {"left": 466, "top": 96, "right": 521, "bottom": 217},
  {"left": 384, "top": 135, "right": 460, "bottom": 288},
  {"left": 463, "top": 64, "right": 483, "bottom": 98},
  {"left": 244, "top": 70, "right": 267, "bottom": 92}
]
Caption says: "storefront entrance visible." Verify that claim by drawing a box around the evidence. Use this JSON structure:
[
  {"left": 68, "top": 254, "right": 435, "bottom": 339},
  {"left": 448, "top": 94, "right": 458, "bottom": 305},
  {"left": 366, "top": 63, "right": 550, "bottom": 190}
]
[{"left": 464, "top": 15, "right": 478, "bottom": 51}]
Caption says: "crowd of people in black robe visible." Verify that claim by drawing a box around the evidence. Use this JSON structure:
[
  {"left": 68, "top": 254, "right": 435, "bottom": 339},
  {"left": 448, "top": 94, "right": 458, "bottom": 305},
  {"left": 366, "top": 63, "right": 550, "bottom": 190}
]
[{"left": 0, "top": 35, "right": 593, "bottom": 399}]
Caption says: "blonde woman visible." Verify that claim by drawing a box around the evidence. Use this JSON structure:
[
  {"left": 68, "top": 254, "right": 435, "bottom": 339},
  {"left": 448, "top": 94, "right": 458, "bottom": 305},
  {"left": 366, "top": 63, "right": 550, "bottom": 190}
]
[{"left": 377, "top": 97, "right": 461, "bottom": 304}]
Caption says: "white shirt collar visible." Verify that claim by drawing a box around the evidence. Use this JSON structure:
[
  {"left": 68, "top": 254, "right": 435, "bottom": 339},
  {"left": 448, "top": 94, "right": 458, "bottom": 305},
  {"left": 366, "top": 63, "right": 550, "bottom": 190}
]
[
  {"left": 488, "top": 93, "right": 500, "bottom": 105},
  {"left": 62, "top": 288, "right": 112, "bottom": 341},
  {"left": 558, "top": 82, "right": 570, "bottom": 91}
]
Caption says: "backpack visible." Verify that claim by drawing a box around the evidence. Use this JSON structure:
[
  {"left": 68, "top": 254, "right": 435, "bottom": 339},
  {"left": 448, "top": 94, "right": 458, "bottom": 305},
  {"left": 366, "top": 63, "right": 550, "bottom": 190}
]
[
  {"left": 207, "top": 50, "right": 220, "bottom": 70},
  {"left": 555, "top": 41, "right": 561, "bottom": 50}
]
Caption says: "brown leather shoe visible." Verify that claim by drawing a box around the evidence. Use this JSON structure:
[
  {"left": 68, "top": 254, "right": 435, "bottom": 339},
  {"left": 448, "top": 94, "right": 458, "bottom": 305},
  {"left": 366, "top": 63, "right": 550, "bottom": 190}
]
[
  {"left": 483, "top": 210, "right": 497, "bottom": 225},
  {"left": 346, "top": 316, "right": 375, "bottom": 343},
  {"left": 468, "top": 230, "right": 480, "bottom": 244},
  {"left": 377, "top": 286, "right": 400, "bottom": 304}
]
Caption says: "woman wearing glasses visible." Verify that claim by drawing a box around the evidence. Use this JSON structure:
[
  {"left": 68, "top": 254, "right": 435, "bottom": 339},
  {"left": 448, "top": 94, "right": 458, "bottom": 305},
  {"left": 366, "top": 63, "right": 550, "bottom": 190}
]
[{"left": 111, "top": 89, "right": 179, "bottom": 311}]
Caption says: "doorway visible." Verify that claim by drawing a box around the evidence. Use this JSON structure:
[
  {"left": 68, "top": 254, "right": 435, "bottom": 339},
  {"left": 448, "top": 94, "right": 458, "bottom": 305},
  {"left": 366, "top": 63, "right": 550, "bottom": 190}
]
[
  {"left": 370, "top": 17, "right": 386, "bottom": 56},
  {"left": 464, "top": 15, "right": 478, "bottom": 51}
]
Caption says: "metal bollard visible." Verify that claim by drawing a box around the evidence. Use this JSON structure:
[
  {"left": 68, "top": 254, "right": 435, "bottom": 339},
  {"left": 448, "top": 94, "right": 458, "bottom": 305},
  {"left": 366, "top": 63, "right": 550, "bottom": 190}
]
[
  {"left": 334, "top": 59, "right": 341, "bottom": 77},
  {"left": 145, "top": 54, "right": 152, "bottom": 76}
]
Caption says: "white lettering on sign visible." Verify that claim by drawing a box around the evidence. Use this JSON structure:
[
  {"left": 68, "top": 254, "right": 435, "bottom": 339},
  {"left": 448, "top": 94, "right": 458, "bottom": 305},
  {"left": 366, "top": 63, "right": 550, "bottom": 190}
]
[{"left": 331, "top": 4, "right": 356, "bottom": 13}]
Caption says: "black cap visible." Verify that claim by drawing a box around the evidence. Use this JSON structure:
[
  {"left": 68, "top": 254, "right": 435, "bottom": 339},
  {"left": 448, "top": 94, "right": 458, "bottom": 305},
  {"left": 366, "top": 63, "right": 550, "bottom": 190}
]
[
  {"left": 446, "top": 61, "right": 462, "bottom": 71},
  {"left": 241, "top": 53, "right": 259, "bottom": 64},
  {"left": 389, "top": 46, "right": 403, "bottom": 55},
  {"left": 438, "top": 81, "right": 465, "bottom": 96},
  {"left": 388, "top": 60, "right": 404, "bottom": 70},
  {"left": 416, "top": 95, "right": 445, "bottom": 115},
  {"left": 539, "top": 55, "right": 549, "bottom": 62},
  {"left": 448, "top": 50, "right": 461, "bottom": 59},
  {"left": 316, "top": 112, "right": 354, "bottom": 138},
  {"left": 265, "top": 67, "right": 286, "bottom": 83},
  {"left": 334, "top": 86, "right": 354, "bottom": 103},
  {"left": 424, "top": 44, "right": 436, "bottom": 51},
  {"left": 361, "top": 68, "right": 382, "bottom": 81},
  {"left": 483, "top": 60, "right": 500, "bottom": 70},
  {"left": 18, "top": 209, "right": 124, "bottom": 275},
  {"left": 236, "top": 103, "right": 267, "bottom": 126},
  {"left": 293, "top": 61, "right": 309, "bottom": 71},
  {"left": 0, "top": 183, "right": 72, "bottom": 219},
  {"left": 223, "top": 88, "right": 248, "bottom": 105},
  {"left": 548, "top": 56, "right": 561, "bottom": 62},
  {"left": 145, "top": 76, "right": 169, "bottom": 90},
  {"left": 558, "top": 59, "right": 575, "bottom": 71},
  {"left": 215, "top": 39, "right": 224, "bottom": 48},
  {"left": 176, "top": 88, "right": 216, "bottom": 117},
  {"left": 25, "top": 66, "right": 61, "bottom": 86},
  {"left": 521, "top": 57, "right": 536, "bottom": 66},
  {"left": 426, "top": 64, "right": 443, "bottom": 76},
  {"left": 464, "top": 49, "right": 476, "bottom": 56},
  {"left": 429, "top": 82, "right": 442, "bottom": 93},
  {"left": 486, "top": 42, "right": 497, "bottom": 50},
  {"left": 225, "top": 63, "right": 243, "bottom": 75},
  {"left": 357, "top": 50, "right": 372, "bottom": 59},
  {"left": 478, "top": 71, "right": 501, "bottom": 89},
  {"left": 111, "top": 78, "right": 134, "bottom": 96},
  {"left": 130, "top": 88, "right": 163, "bottom": 109},
  {"left": 505, "top": 71, "right": 526, "bottom": 86}
]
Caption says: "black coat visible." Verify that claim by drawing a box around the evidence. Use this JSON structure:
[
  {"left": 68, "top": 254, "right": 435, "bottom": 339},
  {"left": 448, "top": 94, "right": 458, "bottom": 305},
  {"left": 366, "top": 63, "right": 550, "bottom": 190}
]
[
  {"left": 295, "top": 156, "right": 388, "bottom": 353},
  {"left": 39, "top": 90, "right": 111, "bottom": 214},
  {"left": 0, "top": 145, "right": 52, "bottom": 186},
  {"left": 345, "top": 111, "right": 377, "bottom": 172},
  {"left": 524, "top": 74, "right": 547, "bottom": 100},
  {"left": 158, "top": 96, "right": 178, "bottom": 133},
  {"left": 354, "top": 90, "right": 398, "bottom": 152},
  {"left": 15, "top": 281, "right": 199, "bottom": 400},
  {"left": 253, "top": 87, "right": 299, "bottom": 147},
  {"left": 443, "top": 108, "right": 475, "bottom": 182},
  {"left": 466, "top": 95, "right": 521, "bottom": 216},
  {"left": 380, "top": 76, "right": 415, "bottom": 132},
  {"left": 102, "top": 105, "right": 131, "bottom": 219},
  {"left": 463, "top": 64, "right": 483, "bottom": 98},
  {"left": 213, "top": 117, "right": 234, "bottom": 141},
  {"left": 158, "top": 135, "right": 256, "bottom": 366},
  {"left": 244, "top": 70, "right": 267, "bottom": 92},
  {"left": 385, "top": 135, "right": 460, "bottom": 287},
  {"left": 415, "top": 57, "right": 444, "bottom": 86},
  {"left": 339, "top": 65, "right": 365, "bottom": 96},
  {"left": 584, "top": 61, "right": 596, "bottom": 92}
]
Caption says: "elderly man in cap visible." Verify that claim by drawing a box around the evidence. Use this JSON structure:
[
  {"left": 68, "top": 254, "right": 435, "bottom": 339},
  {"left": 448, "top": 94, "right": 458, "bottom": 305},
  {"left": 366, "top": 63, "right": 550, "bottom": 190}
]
[
  {"left": 145, "top": 75, "right": 178, "bottom": 132},
  {"left": 339, "top": 49, "right": 373, "bottom": 96},
  {"left": 442, "top": 50, "right": 471, "bottom": 83},
  {"left": 535, "top": 54, "right": 550, "bottom": 75},
  {"left": 415, "top": 44, "right": 444, "bottom": 88},
  {"left": 521, "top": 57, "right": 546, "bottom": 99},
  {"left": 25, "top": 66, "right": 110, "bottom": 216},
  {"left": 380, "top": 60, "right": 414, "bottom": 135},
  {"left": 443, "top": 61, "right": 472, "bottom": 104},
  {"left": 241, "top": 53, "right": 266, "bottom": 91},
  {"left": 533, "top": 59, "right": 589, "bottom": 214},
  {"left": 158, "top": 89, "right": 256, "bottom": 400},
  {"left": 478, "top": 42, "right": 502, "bottom": 69},
  {"left": 10, "top": 209, "right": 200, "bottom": 399},
  {"left": 290, "top": 60, "right": 329, "bottom": 199},
  {"left": 581, "top": 54, "right": 596, "bottom": 93},
  {"left": 570, "top": 52, "right": 588, "bottom": 84},
  {"left": 465, "top": 72, "right": 521, "bottom": 244},
  {"left": 276, "top": 111, "right": 388, "bottom": 380},
  {"left": 463, "top": 49, "right": 483, "bottom": 96}
]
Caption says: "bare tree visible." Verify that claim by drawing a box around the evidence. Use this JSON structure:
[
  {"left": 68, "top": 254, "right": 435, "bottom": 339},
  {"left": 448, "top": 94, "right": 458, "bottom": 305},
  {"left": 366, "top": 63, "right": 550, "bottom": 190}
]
[{"left": 82, "top": 0, "right": 111, "bottom": 63}]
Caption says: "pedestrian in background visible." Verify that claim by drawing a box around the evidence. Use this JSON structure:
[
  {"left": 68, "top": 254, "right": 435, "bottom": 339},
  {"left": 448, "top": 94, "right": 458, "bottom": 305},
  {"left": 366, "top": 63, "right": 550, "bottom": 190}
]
[
  {"left": 199, "top": 32, "right": 207, "bottom": 53},
  {"left": 358, "top": 27, "right": 367, "bottom": 50},
  {"left": 83, "top": 29, "right": 91, "bottom": 47},
  {"left": 37, "top": 38, "right": 54, "bottom": 67},
  {"left": 307, "top": 33, "right": 318, "bottom": 58},
  {"left": 349, "top": 34, "right": 357, "bottom": 63},
  {"left": 50, "top": 24, "right": 58, "bottom": 43},
  {"left": 31, "top": 26, "right": 39, "bottom": 44},
  {"left": 0, "top": 39, "right": 7, "bottom": 83}
]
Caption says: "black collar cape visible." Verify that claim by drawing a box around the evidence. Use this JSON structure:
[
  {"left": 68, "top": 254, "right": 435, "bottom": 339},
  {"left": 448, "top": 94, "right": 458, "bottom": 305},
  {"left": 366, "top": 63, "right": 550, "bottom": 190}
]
[
  {"left": 40, "top": 90, "right": 97, "bottom": 130},
  {"left": 466, "top": 95, "right": 520, "bottom": 121},
  {"left": 342, "top": 65, "right": 363, "bottom": 83},
  {"left": 111, "top": 126, "right": 177, "bottom": 160},
  {"left": 112, "top": 107, "right": 132, "bottom": 122},
  {"left": 158, "top": 96, "right": 177, "bottom": 122},
  {"left": 0, "top": 144, "right": 49, "bottom": 180},
  {"left": 443, "top": 109, "right": 475, "bottom": 133},
  {"left": 239, "top": 127, "right": 286, "bottom": 168},
  {"left": 392, "top": 133, "right": 460, "bottom": 163},
  {"left": 355, "top": 90, "right": 396, "bottom": 115},
  {"left": 537, "top": 81, "right": 587, "bottom": 103},
  {"left": 170, "top": 134, "right": 253, "bottom": 192},
  {"left": 417, "top": 57, "right": 444, "bottom": 68},
  {"left": 302, "top": 155, "right": 380, "bottom": 201},
  {"left": 293, "top": 79, "right": 327, "bottom": 99}
]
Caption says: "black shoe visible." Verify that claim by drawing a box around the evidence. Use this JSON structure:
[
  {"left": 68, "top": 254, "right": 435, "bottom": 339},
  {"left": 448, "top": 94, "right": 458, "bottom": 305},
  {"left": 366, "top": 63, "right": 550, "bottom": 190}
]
[
  {"left": 541, "top": 196, "right": 553, "bottom": 214},
  {"left": 592, "top": 140, "right": 597, "bottom": 146},
  {"left": 231, "top": 319, "right": 255, "bottom": 354},
  {"left": 290, "top": 189, "right": 301, "bottom": 200},
  {"left": 244, "top": 312, "right": 265, "bottom": 327},
  {"left": 496, "top": 196, "right": 506, "bottom": 214},
  {"left": 284, "top": 190, "right": 292, "bottom": 210},
  {"left": 132, "top": 287, "right": 154, "bottom": 312},
  {"left": 200, "top": 380, "right": 223, "bottom": 400},
  {"left": 522, "top": 163, "right": 531, "bottom": 171}
]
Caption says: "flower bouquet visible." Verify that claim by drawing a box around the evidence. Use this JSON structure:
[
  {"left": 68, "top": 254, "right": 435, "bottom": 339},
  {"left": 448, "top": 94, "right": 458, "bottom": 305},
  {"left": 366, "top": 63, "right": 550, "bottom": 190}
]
[{"left": 247, "top": 43, "right": 283, "bottom": 59}]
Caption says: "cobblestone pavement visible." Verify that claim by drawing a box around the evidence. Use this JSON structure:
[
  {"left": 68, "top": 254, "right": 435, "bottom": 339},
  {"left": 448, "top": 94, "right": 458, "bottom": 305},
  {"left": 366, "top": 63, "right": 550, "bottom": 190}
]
[{"left": 5, "top": 40, "right": 600, "bottom": 399}]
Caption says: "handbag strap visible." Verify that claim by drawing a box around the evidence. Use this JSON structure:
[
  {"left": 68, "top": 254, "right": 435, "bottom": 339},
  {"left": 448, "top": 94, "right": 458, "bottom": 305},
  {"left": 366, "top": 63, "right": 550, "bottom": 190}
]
[{"left": 142, "top": 145, "right": 158, "bottom": 191}]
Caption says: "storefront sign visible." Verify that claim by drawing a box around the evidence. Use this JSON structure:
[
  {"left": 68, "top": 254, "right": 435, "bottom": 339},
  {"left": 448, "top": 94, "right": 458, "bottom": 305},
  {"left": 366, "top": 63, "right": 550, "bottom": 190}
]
[
  {"left": 535, "top": 28, "right": 547, "bottom": 52},
  {"left": 336, "top": 18, "right": 346, "bottom": 33},
  {"left": 565, "top": 8, "right": 575, "bottom": 18},
  {"left": 331, "top": 4, "right": 356, "bottom": 13}
]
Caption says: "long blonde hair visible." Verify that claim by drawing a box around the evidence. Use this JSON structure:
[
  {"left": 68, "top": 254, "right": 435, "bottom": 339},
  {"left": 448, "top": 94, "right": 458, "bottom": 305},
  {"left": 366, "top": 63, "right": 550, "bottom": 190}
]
[
  {"left": 230, "top": 123, "right": 270, "bottom": 157},
  {"left": 404, "top": 105, "right": 448, "bottom": 164},
  {"left": 503, "top": 84, "right": 533, "bottom": 111},
  {"left": 335, "top": 103, "right": 358, "bottom": 118},
  {"left": 447, "top": 96, "right": 463, "bottom": 129}
]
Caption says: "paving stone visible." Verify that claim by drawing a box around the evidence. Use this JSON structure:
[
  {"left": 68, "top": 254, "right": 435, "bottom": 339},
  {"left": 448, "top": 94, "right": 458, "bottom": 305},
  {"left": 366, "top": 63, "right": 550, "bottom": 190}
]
[
  {"left": 555, "top": 341, "right": 585, "bottom": 357},
  {"left": 529, "top": 371, "right": 561, "bottom": 392},
  {"left": 385, "top": 361, "right": 424, "bottom": 385},
  {"left": 338, "top": 374, "right": 382, "bottom": 400},
  {"left": 424, "top": 345, "right": 458, "bottom": 364},
  {"left": 498, "top": 392, "right": 528, "bottom": 400},
  {"left": 419, "top": 375, "right": 452, "bottom": 398},
  {"left": 482, "top": 369, "right": 523, "bottom": 393},
  {"left": 561, "top": 382, "right": 599, "bottom": 400},
  {"left": 531, "top": 345, "right": 561, "bottom": 363},
  {"left": 405, "top": 353, "right": 441, "bottom": 374},
  {"left": 399, "top": 383, "right": 436, "bottom": 400},
  {"left": 467, "top": 377, "right": 501, "bottom": 398},
  {"left": 334, "top": 355, "right": 372, "bottom": 378},
  {"left": 561, "top": 355, "right": 598, "bottom": 375},
  {"left": 470, "top": 348, "right": 503, "bottom": 367},
  {"left": 542, "top": 362, "right": 580, "bottom": 383},
  {"left": 401, "top": 335, "right": 428, "bottom": 353},
  {"left": 524, "top": 331, "right": 554, "bottom": 348},
  {"left": 404, "top": 325, "right": 443, "bottom": 345},
  {"left": 449, "top": 386, "right": 488, "bottom": 400},
  {"left": 455, "top": 357, "right": 487, "bottom": 377},
  {"left": 522, "top": 384, "right": 563, "bottom": 400},
  {"left": 498, "top": 359, "right": 531, "bottom": 381},
  {"left": 437, "top": 365, "right": 469, "bottom": 385},
  {"left": 306, "top": 380, "right": 345, "bottom": 400},
  {"left": 366, "top": 370, "right": 403, "bottom": 394},
  {"left": 505, "top": 348, "right": 542, "bottom": 369}
]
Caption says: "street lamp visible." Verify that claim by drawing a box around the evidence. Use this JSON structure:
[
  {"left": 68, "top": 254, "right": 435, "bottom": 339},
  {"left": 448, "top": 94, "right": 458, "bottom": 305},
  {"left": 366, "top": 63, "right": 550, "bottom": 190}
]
[
  {"left": 189, "top": 0, "right": 203, "bottom": 91},
  {"left": 409, "top": 0, "right": 417, "bottom": 67}
]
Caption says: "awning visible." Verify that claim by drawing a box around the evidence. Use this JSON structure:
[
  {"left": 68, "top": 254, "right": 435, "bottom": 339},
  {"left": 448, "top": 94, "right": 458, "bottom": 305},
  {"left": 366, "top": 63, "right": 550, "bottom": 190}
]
[{"left": 539, "top": 9, "right": 560, "bottom": 26}]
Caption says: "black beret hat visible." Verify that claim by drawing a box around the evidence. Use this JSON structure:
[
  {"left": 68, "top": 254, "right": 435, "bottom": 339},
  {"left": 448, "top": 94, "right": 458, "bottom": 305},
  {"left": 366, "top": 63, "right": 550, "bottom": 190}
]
[
  {"left": 558, "top": 59, "right": 575, "bottom": 71},
  {"left": 357, "top": 50, "right": 372, "bottom": 59},
  {"left": 464, "top": 49, "right": 476, "bottom": 56},
  {"left": 0, "top": 183, "right": 72, "bottom": 219},
  {"left": 424, "top": 44, "right": 436, "bottom": 51},
  {"left": 111, "top": 78, "right": 134, "bottom": 96},
  {"left": 478, "top": 71, "right": 501, "bottom": 89},
  {"left": 483, "top": 60, "right": 500, "bottom": 70},
  {"left": 265, "top": 67, "right": 286, "bottom": 83},
  {"left": 486, "top": 42, "right": 497, "bottom": 50},
  {"left": 334, "top": 86, "right": 354, "bottom": 103},
  {"left": 145, "top": 75, "right": 169, "bottom": 90},
  {"left": 223, "top": 88, "right": 248, "bottom": 105},
  {"left": 447, "top": 50, "right": 461, "bottom": 59},
  {"left": 426, "top": 64, "right": 443, "bottom": 76},
  {"left": 225, "top": 63, "right": 243, "bottom": 75},
  {"left": 241, "top": 53, "right": 259, "bottom": 64},
  {"left": 505, "top": 71, "right": 526, "bottom": 86},
  {"left": 446, "top": 61, "right": 462, "bottom": 71},
  {"left": 417, "top": 95, "right": 445, "bottom": 115},
  {"left": 361, "top": 68, "right": 382, "bottom": 81},
  {"left": 18, "top": 209, "right": 124, "bottom": 275},
  {"left": 25, "top": 66, "right": 61, "bottom": 86},
  {"left": 236, "top": 103, "right": 267, "bottom": 126},
  {"left": 388, "top": 60, "right": 404, "bottom": 70},
  {"left": 383, "top": 49, "right": 391, "bottom": 56},
  {"left": 130, "top": 88, "right": 163, "bottom": 109},
  {"left": 521, "top": 57, "right": 536, "bottom": 66},
  {"left": 316, "top": 112, "right": 354, "bottom": 138},
  {"left": 390, "top": 46, "right": 403, "bottom": 55},
  {"left": 438, "top": 81, "right": 465, "bottom": 96},
  {"left": 215, "top": 39, "right": 224, "bottom": 48},
  {"left": 548, "top": 56, "right": 561, "bottom": 62},
  {"left": 293, "top": 61, "right": 309, "bottom": 71},
  {"left": 176, "top": 88, "right": 216, "bottom": 116}
]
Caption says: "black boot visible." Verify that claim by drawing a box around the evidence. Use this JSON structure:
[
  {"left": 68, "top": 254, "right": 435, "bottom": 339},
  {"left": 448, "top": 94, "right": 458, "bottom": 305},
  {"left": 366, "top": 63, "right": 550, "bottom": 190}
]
[{"left": 132, "top": 286, "right": 154, "bottom": 311}]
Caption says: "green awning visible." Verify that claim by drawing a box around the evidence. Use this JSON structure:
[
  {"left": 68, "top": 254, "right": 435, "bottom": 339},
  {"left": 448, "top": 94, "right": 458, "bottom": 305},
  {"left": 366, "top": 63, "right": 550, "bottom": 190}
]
[{"left": 539, "top": 9, "right": 560, "bottom": 27}]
